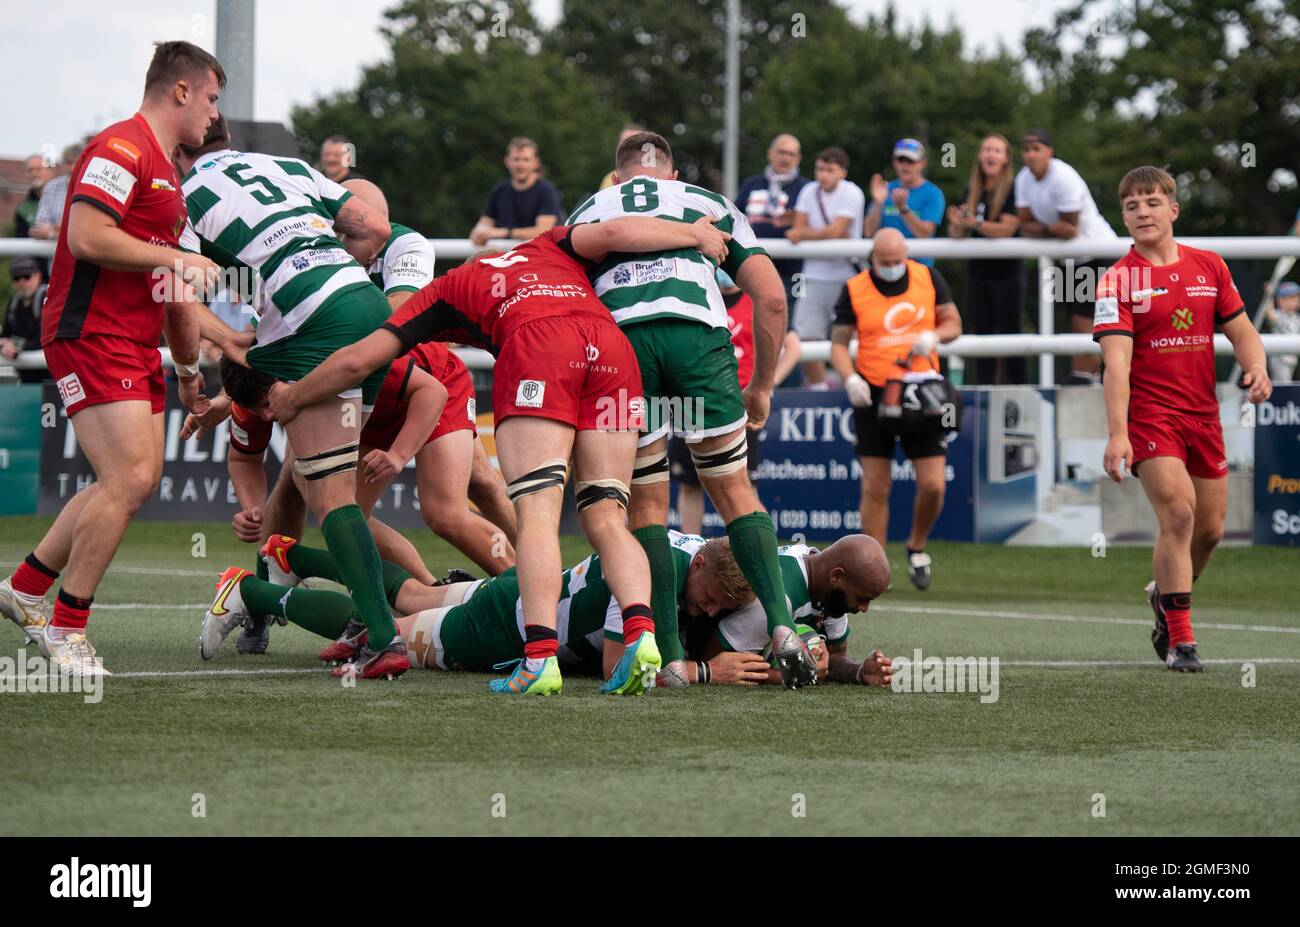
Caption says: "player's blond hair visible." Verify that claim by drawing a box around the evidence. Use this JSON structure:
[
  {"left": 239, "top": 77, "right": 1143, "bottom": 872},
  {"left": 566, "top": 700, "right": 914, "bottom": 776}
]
[
  {"left": 1118, "top": 165, "right": 1177, "bottom": 203},
  {"left": 700, "top": 538, "right": 755, "bottom": 606}
]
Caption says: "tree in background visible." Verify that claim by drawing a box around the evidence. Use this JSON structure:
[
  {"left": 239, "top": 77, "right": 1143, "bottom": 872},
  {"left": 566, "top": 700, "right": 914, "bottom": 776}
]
[
  {"left": 292, "top": 0, "right": 625, "bottom": 236},
  {"left": 1025, "top": 0, "right": 1300, "bottom": 235}
]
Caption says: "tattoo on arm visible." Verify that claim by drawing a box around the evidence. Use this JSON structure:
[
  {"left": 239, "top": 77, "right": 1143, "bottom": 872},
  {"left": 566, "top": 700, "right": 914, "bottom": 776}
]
[{"left": 334, "top": 202, "right": 369, "bottom": 238}]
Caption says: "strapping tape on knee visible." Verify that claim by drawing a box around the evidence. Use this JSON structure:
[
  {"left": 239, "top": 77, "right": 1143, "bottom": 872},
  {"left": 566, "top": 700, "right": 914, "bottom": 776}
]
[
  {"left": 691, "top": 431, "right": 749, "bottom": 478},
  {"left": 505, "top": 458, "right": 568, "bottom": 502},
  {"left": 631, "top": 450, "right": 669, "bottom": 486},
  {"left": 575, "top": 478, "right": 630, "bottom": 511},
  {"left": 294, "top": 443, "right": 359, "bottom": 481}
]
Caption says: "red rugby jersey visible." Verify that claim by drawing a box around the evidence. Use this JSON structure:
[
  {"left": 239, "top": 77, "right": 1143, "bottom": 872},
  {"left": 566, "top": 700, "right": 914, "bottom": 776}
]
[
  {"left": 724, "top": 290, "right": 755, "bottom": 390},
  {"left": 382, "top": 225, "right": 608, "bottom": 352},
  {"left": 1093, "top": 243, "right": 1244, "bottom": 421},
  {"left": 41, "top": 113, "right": 187, "bottom": 347}
]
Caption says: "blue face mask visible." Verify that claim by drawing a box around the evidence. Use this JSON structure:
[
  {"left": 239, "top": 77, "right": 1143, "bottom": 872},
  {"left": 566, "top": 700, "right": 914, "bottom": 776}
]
[{"left": 875, "top": 262, "right": 906, "bottom": 283}]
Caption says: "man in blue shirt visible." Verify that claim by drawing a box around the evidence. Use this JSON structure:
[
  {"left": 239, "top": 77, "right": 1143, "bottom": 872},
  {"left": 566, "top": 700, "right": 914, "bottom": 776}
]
[
  {"left": 469, "top": 137, "right": 565, "bottom": 246},
  {"left": 863, "top": 138, "right": 945, "bottom": 266}
]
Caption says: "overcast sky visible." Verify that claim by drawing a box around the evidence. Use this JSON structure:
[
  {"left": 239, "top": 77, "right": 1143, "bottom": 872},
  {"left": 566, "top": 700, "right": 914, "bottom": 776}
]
[{"left": 1, "top": 0, "right": 1073, "bottom": 158}]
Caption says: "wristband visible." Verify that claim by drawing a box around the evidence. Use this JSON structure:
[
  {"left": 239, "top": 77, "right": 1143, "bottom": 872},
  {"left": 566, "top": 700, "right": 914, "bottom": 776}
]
[
  {"left": 696, "top": 661, "right": 711, "bottom": 685},
  {"left": 174, "top": 359, "right": 201, "bottom": 379}
]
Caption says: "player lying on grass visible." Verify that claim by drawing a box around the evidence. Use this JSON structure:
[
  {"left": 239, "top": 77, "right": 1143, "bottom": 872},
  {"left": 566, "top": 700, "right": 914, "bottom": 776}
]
[
  {"left": 200, "top": 533, "right": 752, "bottom": 690},
  {"left": 267, "top": 217, "right": 732, "bottom": 695},
  {"left": 1095, "top": 165, "right": 1272, "bottom": 673}
]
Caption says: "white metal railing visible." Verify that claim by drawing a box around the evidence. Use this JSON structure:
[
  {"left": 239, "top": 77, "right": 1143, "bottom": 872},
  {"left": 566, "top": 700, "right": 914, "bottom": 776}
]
[{"left": 5, "top": 237, "right": 1299, "bottom": 379}]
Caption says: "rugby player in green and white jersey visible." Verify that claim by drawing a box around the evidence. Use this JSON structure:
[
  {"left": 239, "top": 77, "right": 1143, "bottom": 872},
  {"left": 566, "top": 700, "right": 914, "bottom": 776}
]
[
  {"left": 703, "top": 534, "right": 896, "bottom": 687},
  {"left": 565, "top": 130, "right": 816, "bottom": 689},
  {"left": 176, "top": 115, "right": 424, "bottom": 680},
  {"left": 198, "top": 531, "right": 757, "bottom": 686}
]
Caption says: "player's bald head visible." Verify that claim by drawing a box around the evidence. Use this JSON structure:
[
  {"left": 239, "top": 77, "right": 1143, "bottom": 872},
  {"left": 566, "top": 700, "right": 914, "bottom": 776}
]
[
  {"left": 343, "top": 179, "right": 389, "bottom": 221},
  {"left": 822, "top": 534, "right": 892, "bottom": 599},
  {"left": 872, "top": 228, "right": 908, "bottom": 263}
]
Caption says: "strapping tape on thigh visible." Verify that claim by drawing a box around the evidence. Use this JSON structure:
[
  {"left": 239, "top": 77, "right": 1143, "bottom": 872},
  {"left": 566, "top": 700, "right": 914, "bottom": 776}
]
[
  {"left": 294, "top": 443, "right": 359, "bottom": 480},
  {"left": 691, "top": 431, "right": 749, "bottom": 478},
  {"left": 631, "top": 450, "right": 670, "bottom": 485},
  {"left": 575, "top": 478, "right": 630, "bottom": 511},
  {"left": 505, "top": 458, "right": 568, "bottom": 502}
]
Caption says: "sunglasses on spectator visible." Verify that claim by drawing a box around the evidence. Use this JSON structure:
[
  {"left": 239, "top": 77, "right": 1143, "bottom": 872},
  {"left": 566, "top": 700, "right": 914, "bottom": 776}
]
[{"left": 10, "top": 272, "right": 35, "bottom": 281}]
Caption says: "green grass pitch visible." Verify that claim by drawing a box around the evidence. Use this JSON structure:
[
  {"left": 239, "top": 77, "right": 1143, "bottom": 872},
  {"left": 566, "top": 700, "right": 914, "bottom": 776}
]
[{"left": 1, "top": 515, "right": 1297, "bottom": 836}]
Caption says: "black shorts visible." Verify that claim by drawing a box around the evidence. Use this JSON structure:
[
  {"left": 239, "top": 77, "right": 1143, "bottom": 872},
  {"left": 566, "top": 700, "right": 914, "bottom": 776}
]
[
  {"left": 668, "top": 430, "right": 762, "bottom": 487},
  {"left": 1057, "top": 258, "right": 1114, "bottom": 319},
  {"left": 852, "top": 386, "right": 950, "bottom": 460}
]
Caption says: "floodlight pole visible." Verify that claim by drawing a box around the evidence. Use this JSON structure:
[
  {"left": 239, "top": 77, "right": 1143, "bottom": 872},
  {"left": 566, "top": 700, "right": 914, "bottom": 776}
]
[
  {"left": 215, "top": 0, "right": 256, "bottom": 121},
  {"left": 723, "top": 0, "right": 740, "bottom": 200}
]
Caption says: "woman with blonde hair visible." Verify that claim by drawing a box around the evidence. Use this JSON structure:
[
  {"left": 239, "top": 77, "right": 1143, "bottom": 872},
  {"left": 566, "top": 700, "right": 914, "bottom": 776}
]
[{"left": 946, "top": 133, "right": 1024, "bottom": 384}]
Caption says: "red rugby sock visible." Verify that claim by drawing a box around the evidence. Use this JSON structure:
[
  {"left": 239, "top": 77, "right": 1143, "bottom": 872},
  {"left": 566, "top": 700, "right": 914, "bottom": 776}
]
[
  {"left": 51, "top": 588, "right": 93, "bottom": 632},
  {"left": 1160, "top": 592, "right": 1193, "bottom": 647},
  {"left": 11, "top": 554, "right": 58, "bottom": 598}
]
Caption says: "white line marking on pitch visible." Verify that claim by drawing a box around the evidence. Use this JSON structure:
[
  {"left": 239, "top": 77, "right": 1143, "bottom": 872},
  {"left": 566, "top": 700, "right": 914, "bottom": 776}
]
[
  {"left": 999, "top": 658, "right": 1300, "bottom": 667},
  {"left": 0, "top": 561, "right": 213, "bottom": 578},
  {"left": 112, "top": 667, "right": 326, "bottom": 679},
  {"left": 873, "top": 604, "right": 1299, "bottom": 635}
]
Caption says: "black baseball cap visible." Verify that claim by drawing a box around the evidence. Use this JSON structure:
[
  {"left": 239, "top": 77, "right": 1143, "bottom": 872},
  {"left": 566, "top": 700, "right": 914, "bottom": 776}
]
[
  {"left": 9, "top": 256, "right": 39, "bottom": 278},
  {"left": 1022, "top": 128, "right": 1055, "bottom": 148}
]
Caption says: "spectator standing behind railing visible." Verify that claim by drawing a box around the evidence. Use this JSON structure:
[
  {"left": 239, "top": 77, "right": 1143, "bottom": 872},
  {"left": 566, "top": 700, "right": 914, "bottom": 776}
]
[
  {"left": 14, "top": 155, "right": 53, "bottom": 241},
  {"left": 737, "top": 133, "right": 812, "bottom": 309},
  {"left": 319, "top": 135, "right": 365, "bottom": 183},
  {"left": 787, "top": 147, "right": 864, "bottom": 389},
  {"left": 863, "top": 138, "right": 945, "bottom": 267},
  {"left": 469, "top": 136, "right": 564, "bottom": 246},
  {"left": 946, "top": 133, "right": 1024, "bottom": 385},
  {"left": 1015, "top": 127, "right": 1118, "bottom": 385},
  {"left": 30, "top": 143, "right": 84, "bottom": 242},
  {"left": 1266, "top": 281, "right": 1300, "bottom": 383}
]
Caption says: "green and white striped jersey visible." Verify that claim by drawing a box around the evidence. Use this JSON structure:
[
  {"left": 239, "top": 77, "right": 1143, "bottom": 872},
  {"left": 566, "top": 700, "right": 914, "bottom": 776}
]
[
  {"left": 521, "top": 531, "right": 706, "bottom": 650},
  {"left": 180, "top": 149, "right": 371, "bottom": 346},
  {"left": 566, "top": 177, "right": 767, "bottom": 330},
  {"left": 716, "top": 544, "right": 849, "bottom": 653},
  {"left": 368, "top": 223, "right": 435, "bottom": 296}
]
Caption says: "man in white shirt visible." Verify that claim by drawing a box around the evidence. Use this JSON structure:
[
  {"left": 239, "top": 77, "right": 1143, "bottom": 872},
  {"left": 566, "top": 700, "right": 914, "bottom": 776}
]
[
  {"left": 1016, "top": 128, "right": 1119, "bottom": 384},
  {"left": 788, "top": 147, "right": 865, "bottom": 387}
]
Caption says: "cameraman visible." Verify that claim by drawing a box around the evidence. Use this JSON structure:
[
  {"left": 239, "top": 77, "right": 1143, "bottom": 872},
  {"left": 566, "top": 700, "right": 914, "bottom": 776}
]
[{"left": 829, "top": 229, "right": 962, "bottom": 590}]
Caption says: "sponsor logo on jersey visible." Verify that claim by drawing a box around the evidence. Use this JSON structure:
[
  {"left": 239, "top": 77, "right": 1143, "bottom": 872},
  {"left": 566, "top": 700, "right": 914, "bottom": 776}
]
[
  {"left": 516, "top": 379, "right": 546, "bottom": 408},
  {"left": 199, "top": 160, "right": 218, "bottom": 170},
  {"left": 585, "top": 343, "right": 600, "bottom": 362},
  {"left": 150, "top": 178, "right": 176, "bottom": 191},
  {"left": 80, "top": 156, "right": 136, "bottom": 205},
  {"left": 1185, "top": 285, "right": 1218, "bottom": 299},
  {"left": 1129, "top": 287, "right": 1167, "bottom": 302},
  {"left": 106, "top": 137, "right": 142, "bottom": 163},
  {"left": 611, "top": 259, "right": 672, "bottom": 288},
  {"left": 56, "top": 373, "right": 85, "bottom": 408},
  {"left": 286, "top": 248, "right": 351, "bottom": 274},
  {"left": 1094, "top": 295, "right": 1120, "bottom": 326},
  {"left": 466, "top": 397, "right": 477, "bottom": 421},
  {"left": 1170, "top": 307, "right": 1194, "bottom": 331}
]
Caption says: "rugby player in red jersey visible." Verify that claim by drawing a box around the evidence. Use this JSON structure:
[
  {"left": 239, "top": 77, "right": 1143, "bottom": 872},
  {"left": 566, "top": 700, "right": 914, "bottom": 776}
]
[
  {"left": 268, "top": 217, "right": 731, "bottom": 695},
  {"left": 1094, "top": 166, "right": 1271, "bottom": 672},
  {"left": 0, "top": 42, "right": 224, "bottom": 676}
]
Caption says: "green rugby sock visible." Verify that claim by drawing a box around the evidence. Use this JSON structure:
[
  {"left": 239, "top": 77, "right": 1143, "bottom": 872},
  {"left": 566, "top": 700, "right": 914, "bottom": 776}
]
[
  {"left": 321, "top": 504, "right": 396, "bottom": 649},
  {"left": 633, "top": 524, "right": 683, "bottom": 664},
  {"left": 287, "top": 542, "right": 412, "bottom": 608},
  {"left": 254, "top": 553, "right": 268, "bottom": 581},
  {"left": 726, "top": 511, "right": 793, "bottom": 636},
  {"left": 238, "top": 575, "right": 354, "bottom": 640}
]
